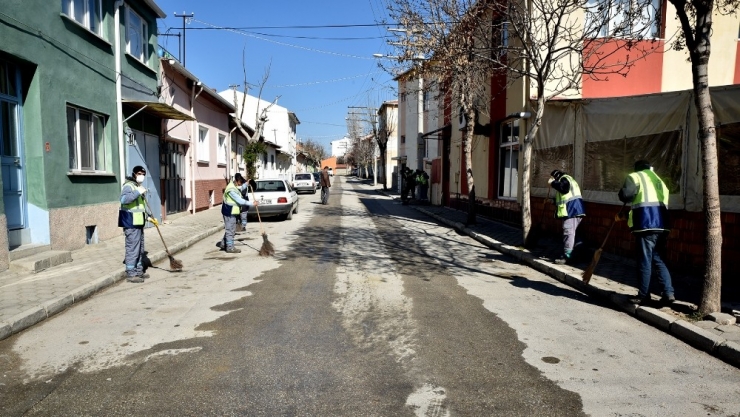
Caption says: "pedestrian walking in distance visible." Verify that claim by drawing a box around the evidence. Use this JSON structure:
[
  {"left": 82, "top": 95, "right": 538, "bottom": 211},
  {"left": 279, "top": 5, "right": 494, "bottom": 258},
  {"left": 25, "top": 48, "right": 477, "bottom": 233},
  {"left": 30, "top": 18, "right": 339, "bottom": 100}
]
[
  {"left": 548, "top": 169, "right": 586, "bottom": 265},
  {"left": 617, "top": 160, "right": 675, "bottom": 305},
  {"left": 119, "top": 166, "right": 155, "bottom": 283},
  {"left": 320, "top": 166, "right": 331, "bottom": 205},
  {"left": 219, "top": 173, "right": 257, "bottom": 254}
]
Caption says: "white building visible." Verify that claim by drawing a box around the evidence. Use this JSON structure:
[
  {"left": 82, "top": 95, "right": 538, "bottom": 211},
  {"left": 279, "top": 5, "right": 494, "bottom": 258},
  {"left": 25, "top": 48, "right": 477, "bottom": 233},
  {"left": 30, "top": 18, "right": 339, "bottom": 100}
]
[
  {"left": 331, "top": 137, "right": 351, "bottom": 157},
  {"left": 219, "top": 90, "right": 300, "bottom": 180}
]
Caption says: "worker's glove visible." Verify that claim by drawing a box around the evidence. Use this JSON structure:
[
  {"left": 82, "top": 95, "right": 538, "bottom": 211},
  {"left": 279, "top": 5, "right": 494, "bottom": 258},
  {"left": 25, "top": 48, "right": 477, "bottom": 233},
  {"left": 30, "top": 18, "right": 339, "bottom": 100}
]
[
  {"left": 614, "top": 212, "right": 627, "bottom": 222},
  {"left": 253, "top": 201, "right": 260, "bottom": 207},
  {"left": 148, "top": 217, "right": 158, "bottom": 226},
  {"left": 137, "top": 186, "right": 147, "bottom": 195},
  {"left": 547, "top": 177, "right": 555, "bottom": 185}
]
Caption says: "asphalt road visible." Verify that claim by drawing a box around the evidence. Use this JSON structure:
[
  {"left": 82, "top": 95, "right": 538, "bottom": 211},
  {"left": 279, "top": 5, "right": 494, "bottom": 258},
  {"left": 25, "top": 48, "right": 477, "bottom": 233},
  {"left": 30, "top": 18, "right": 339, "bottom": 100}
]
[{"left": 1, "top": 177, "right": 739, "bottom": 416}]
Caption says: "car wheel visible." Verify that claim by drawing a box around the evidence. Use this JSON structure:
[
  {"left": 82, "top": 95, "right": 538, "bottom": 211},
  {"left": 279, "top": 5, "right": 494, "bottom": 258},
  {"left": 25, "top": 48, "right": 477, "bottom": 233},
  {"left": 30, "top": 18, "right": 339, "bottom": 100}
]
[
  {"left": 312, "top": 189, "right": 316, "bottom": 194},
  {"left": 286, "top": 208, "right": 293, "bottom": 220},
  {"left": 293, "top": 203, "right": 298, "bottom": 214}
]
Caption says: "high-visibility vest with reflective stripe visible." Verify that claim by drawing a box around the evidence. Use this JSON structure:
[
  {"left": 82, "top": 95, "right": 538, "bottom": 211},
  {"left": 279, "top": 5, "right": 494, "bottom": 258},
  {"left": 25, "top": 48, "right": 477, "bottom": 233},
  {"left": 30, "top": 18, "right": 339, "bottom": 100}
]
[
  {"left": 223, "top": 181, "right": 241, "bottom": 216},
  {"left": 554, "top": 175, "right": 585, "bottom": 219},
  {"left": 628, "top": 170, "right": 669, "bottom": 231},
  {"left": 120, "top": 181, "right": 145, "bottom": 227}
]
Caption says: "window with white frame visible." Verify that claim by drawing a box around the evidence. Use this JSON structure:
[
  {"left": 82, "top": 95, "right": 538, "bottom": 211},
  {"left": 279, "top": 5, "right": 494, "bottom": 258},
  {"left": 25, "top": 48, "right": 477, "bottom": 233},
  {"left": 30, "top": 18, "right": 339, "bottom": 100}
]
[
  {"left": 66, "top": 105, "right": 106, "bottom": 171},
  {"left": 498, "top": 119, "right": 519, "bottom": 199},
  {"left": 237, "top": 144, "right": 244, "bottom": 168},
  {"left": 217, "top": 133, "right": 227, "bottom": 165},
  {"left": 126, "top": 6, "right": 148, "bottom": 63},
  {"left": 585, "top": 0, "right": 661, "bottom": 38},
  {"left": 198, "top": 126, "right": 209, "bottom": 162},
  {"left": 62, "top": 0, "right": 102, "bottom": 36}
]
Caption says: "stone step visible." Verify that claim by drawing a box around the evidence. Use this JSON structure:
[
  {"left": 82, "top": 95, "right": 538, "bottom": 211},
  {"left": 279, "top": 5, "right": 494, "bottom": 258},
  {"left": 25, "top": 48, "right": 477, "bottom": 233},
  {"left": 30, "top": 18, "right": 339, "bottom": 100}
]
[
  {"left": 10, "top": 250, "right": 73, "bottom": 273},
  {"left": 8, "top": 244, "right": 52, "bottom": 261}
]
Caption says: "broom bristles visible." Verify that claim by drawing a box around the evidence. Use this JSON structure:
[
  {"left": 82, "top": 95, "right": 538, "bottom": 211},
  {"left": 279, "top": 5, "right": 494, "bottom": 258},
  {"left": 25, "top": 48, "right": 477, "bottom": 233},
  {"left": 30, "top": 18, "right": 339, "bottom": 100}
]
[
  {"left": 582, "top": 248, "right": 602, "bottom": 284},
  {"left": 258, "top": 233, "right": 275, "bottom": 257},
  {"left": 169, "top": 256, "right": 183, "bottom": 271}
]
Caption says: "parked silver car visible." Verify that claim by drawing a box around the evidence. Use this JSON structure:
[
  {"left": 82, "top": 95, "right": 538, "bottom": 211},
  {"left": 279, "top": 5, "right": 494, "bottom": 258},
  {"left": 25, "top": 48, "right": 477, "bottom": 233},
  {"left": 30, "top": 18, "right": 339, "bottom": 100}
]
[
  {"left": 249, "top": 179, "right": 299, "bottom": 220},
  {"left": 292, "top": 173, "right": 316, "bottom": 194}
]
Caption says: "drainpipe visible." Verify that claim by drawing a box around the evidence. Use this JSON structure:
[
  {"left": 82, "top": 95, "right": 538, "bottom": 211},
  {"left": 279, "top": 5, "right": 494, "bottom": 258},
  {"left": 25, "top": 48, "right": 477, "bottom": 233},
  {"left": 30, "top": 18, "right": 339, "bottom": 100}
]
[
  {"left": 114, "top": 0, "right": 125, "bottom": 185},
  {"left": 228, "top": 125, "right": 237, "bottom": 180},
  {"left": 190, "top": 81, "right": 203, "bottom": 214}
]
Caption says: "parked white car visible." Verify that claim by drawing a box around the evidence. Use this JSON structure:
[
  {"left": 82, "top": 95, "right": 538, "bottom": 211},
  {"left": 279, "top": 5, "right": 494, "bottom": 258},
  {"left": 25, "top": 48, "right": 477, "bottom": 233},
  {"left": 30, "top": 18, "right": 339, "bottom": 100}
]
[
  {"left": 249, "top": 179, "right": 299, "bottom": 220},
  {"left": 292, "top": 173, "right": 316, "bottom": 194}
]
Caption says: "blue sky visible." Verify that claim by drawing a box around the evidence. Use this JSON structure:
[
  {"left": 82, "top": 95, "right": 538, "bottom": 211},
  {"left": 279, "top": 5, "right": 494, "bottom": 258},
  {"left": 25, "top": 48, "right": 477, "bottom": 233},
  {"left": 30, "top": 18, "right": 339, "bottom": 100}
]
[{"left": 154, "top": 0, "right": 398, "bottom": 153}]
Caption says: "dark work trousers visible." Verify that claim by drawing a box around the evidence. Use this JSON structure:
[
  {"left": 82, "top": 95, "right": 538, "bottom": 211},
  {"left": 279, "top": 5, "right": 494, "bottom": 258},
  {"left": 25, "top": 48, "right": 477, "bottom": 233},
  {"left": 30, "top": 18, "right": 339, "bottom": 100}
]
[
  {"left": 222, "top": 215, "right": 237, "bottom": 249},
  {"left": 635, "top": 231, "right": 674, "bottom": 298},
  {"left": 321, "top": 186, "right": 330, "bottom": 205},
  {"left": 240, "top": 206, "right": 248, "bottom": 228},
  {"left": 124, "top": 227, "right": 145, "bottom": 277}
]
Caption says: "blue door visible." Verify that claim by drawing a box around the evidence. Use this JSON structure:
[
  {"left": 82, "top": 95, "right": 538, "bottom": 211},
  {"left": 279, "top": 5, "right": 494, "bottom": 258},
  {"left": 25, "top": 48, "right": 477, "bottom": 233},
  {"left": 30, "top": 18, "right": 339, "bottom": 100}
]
[{"left": 0, "top": 61, "right": 25, "bottom": 230}]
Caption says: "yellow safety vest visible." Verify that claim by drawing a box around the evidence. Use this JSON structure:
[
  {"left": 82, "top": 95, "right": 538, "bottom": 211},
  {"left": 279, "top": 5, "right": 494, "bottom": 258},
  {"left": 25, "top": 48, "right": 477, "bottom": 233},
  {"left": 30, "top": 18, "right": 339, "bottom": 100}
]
[
  {"left": 554, "top": 175, "right": 585, "bottom": 219},
  {"left": 223, "top": 181, "right": 241, "bottom": 216},
  {"left": 628, "top": 170, "right": 669, "bottom": 231},
  {"left": 120, "top": 181, "right": 145, "bottom": 227}
]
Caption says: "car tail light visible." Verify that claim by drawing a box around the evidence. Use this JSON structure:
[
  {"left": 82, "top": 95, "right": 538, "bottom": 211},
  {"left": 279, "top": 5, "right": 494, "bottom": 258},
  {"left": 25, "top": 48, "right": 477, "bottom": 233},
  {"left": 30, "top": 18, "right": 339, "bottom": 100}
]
[{"left": 278, "top": 197, "right": 288, "bottom": 203}]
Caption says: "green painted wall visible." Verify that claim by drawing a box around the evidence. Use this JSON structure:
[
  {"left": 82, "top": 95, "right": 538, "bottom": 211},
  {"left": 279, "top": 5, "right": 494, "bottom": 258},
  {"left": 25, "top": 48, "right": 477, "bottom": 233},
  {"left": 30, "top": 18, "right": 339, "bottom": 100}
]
[{"left": 0, "top": 0, "right": 162, "bottom": 211}]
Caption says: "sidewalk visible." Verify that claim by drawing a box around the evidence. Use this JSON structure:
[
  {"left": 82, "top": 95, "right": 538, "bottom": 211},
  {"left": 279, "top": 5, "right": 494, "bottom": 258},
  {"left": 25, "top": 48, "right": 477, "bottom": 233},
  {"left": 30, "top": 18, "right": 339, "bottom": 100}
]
[
  {"left": 362, "top": 181, "right": 740, "bottom": 368},
  {"left": 0, "top": 207, "right": 225, "bottom": 341}
]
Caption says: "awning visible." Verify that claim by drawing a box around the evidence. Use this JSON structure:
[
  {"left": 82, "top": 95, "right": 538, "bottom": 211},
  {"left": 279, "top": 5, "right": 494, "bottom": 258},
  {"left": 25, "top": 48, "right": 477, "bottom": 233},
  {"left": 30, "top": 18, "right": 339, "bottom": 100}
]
[{"left": 123, "top": 100, "right": 195, "bottom": 121}]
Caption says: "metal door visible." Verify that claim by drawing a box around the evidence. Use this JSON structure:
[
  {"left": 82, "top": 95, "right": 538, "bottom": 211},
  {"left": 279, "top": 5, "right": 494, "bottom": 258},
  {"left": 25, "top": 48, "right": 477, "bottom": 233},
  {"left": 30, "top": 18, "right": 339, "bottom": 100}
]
[
  {"left": 163, "top": 141, "right": 186, "bottom": 214},
  {"left": 0, "top": 61, "right": 25, "bottom": 230},
  {"left": 128, "top": 131, "right": 161, "bottom": 224}
]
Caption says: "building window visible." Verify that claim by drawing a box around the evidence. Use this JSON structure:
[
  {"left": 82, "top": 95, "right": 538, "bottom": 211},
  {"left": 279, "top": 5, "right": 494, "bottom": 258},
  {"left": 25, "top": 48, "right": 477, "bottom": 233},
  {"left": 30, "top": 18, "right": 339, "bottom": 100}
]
[
  {"left": 218, "top": 133, "right": 227, "bottom": 165},
  {"left": 126, "top": 6, "right": 148, "bottom": 63},
  {"left": 585, "top": 0, "right": 661, "bottom": 38},
  {"left": 198, "top": 126, "right": 209, "bottom": 162},
  {"left": 401, "top": 135, "right": 406, "bottom": 144},
  {"left": 67, "top": 105, "right": 106, "bottom": 172},
  {"left": 237, "top": 144, "right": 244, "bottom": 168},
  {"left": 498, "top": 119, "right": 519, "bottom": 199},
  {"left": 62, "top": 0, "right": 102, "bottom": 36}
]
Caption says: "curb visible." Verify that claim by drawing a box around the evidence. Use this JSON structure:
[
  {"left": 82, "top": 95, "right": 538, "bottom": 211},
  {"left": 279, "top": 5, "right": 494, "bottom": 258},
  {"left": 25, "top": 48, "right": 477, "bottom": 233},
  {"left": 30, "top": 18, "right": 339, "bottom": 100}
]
[
  {"left": 0, "top": 223, "right": 224, "bottom": 342},
  {"left": 404, "top": 202, "right": 740, "bottom": 369}
]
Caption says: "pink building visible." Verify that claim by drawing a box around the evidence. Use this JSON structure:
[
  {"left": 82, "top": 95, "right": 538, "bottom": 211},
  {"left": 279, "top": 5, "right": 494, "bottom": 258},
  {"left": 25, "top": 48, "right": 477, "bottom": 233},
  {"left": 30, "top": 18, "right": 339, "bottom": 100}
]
[{"left": 160, "top": 59, "right": 235, "bottom": 216}]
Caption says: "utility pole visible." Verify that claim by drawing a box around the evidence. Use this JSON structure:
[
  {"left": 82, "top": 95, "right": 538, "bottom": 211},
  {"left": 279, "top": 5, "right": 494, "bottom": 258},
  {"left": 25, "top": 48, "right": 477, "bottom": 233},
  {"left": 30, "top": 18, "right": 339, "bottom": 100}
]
[{"left": 173, "top": 12, "right": 194, "bottom": 66}]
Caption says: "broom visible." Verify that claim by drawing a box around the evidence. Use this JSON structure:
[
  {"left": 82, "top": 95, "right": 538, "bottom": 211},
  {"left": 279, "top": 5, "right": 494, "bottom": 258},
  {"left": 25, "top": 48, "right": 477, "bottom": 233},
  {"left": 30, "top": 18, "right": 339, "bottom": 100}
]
[
  {"left": 582, "top": 203, "right": 627, "bottom": 284},
  {"left": 142, "top": 200, "right": 183, "bottom": 271},
  {"left": 524, "top": 186, "right": 551, "bottom": 249},
  {"left": 248, "top": 183, "right": 275, "bottom": 257}
]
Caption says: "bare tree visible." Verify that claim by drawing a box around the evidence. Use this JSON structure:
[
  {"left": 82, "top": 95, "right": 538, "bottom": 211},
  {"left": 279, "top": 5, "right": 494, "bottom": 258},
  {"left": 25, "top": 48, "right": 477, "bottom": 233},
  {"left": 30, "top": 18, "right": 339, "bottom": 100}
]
[
  {"left": 385, "top": 0, "right": 660, "bottom": 233},
  {"left": 667, "top": 0, "right": 737, "bottom": 314},
  {"left": 376, "top": 104, "right": 397, "bottom": 190},
  {"left": 300, "top": 138, "right": 327, "bottom": 168},
  {"left": 231, "top": 50, "right": 280, "bottom": 144},
  {"left": 491, "top": 0, "right": 661, "bottom": 245}
]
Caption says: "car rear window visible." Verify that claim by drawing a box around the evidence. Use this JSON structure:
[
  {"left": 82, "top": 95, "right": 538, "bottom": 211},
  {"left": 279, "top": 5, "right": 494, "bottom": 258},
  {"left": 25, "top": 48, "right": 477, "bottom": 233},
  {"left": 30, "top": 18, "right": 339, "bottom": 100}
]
[
  {"left": 294, "top": 174, "right": 312, "bottom": 180},
  {"left": 255, "top": 181, "right": 287, "bottom": 192}
]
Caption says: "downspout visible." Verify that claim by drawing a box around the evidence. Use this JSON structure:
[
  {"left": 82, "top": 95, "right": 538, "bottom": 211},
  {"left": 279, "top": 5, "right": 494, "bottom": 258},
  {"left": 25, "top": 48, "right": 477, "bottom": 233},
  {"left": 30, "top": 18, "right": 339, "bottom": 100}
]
[
  {"left": 190, "top": 82, "right": 203, "bottom": 214},
  {"left": 114, "top": 0, "right": 125, "bottom": 185},
  {"left": 228, "top": 124, "right": 237, "bottom": 180}
]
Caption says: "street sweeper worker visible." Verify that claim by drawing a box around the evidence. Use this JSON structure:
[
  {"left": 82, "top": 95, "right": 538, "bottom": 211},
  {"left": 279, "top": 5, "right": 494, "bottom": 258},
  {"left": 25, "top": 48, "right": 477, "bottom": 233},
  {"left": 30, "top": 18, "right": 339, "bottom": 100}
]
[
  {"left": 220, "top": 173, "right": 258, "bottom": 254},
  {"left": 119, "top": 165, "right": 156, "bottom": 283},
  {"left": 548, "top": 169, "right": 585, "bottom": 265},
  {"left": 616, "top": 160, "right": 675, "bottom": 305}
]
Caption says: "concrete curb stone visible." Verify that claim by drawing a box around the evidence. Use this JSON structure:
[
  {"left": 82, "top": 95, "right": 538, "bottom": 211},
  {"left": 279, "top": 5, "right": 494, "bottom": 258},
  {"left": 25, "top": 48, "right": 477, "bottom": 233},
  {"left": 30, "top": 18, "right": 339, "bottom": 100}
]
[
  {"left": 717, "top": 341, "right": 740, "bottom": 367},
  {"left": 636, "top": 306, "right": 677, "bottom": 331},
  {"left": 671, "top": 320, "right": 726, "bottom": 352},
  {"left": 0, "top": 223, "right": 224, "bottom": 342}
]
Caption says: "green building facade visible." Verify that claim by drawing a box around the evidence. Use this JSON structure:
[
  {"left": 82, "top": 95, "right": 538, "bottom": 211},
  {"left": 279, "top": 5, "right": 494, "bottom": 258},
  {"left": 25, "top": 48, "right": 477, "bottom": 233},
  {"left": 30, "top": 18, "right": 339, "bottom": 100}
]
[{"left": 0, "top": 0, "right": 167, "bottom": 270}]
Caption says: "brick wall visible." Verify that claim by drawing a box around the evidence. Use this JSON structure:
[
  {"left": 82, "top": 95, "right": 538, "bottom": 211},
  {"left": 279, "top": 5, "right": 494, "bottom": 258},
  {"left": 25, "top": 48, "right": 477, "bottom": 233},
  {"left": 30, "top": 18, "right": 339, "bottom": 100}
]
[
  {"left": 450, "top": 196, "right": 522, "bottom": 227},
  {"left": 194, "top": 179, "right": 227, "bottom": 212}
]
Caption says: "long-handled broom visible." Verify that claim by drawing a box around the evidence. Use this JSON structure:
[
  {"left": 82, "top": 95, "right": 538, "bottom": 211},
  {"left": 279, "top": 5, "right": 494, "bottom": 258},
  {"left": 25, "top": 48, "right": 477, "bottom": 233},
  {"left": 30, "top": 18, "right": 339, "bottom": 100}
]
[
  {"left": 582, "top": 203, "right": 627, "bottom": 284},
  {"left": 143, "top": 200, "right": 183, "bottom": 271},
  {"left": 248, "top": 183, "right": 275, "bottom": 257}
]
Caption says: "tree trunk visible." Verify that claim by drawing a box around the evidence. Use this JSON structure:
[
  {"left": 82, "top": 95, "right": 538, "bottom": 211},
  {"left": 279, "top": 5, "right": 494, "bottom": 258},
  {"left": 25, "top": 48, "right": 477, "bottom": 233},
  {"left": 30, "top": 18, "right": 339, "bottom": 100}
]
[
  {"left": 463, "top": 108, "right": 477, "bottom": 225},
  {"left": 693, "top": 38, "right": 722, "bottom": 315},
  {"left": 379, "top": 143, "right": 388, "bottom": 190},
  {"left": 521, "top": 96, "right": 546, "bottom": 245},
  {"left": 670, "top": 0, "right": 722, "bottom": 314}
]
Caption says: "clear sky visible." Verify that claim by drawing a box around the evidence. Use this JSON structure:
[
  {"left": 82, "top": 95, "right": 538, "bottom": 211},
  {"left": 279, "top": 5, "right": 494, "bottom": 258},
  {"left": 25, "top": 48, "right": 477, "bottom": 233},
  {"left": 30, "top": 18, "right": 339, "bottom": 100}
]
[{"left": 154, "top": 0, "right": 398, "bottom": 154}]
